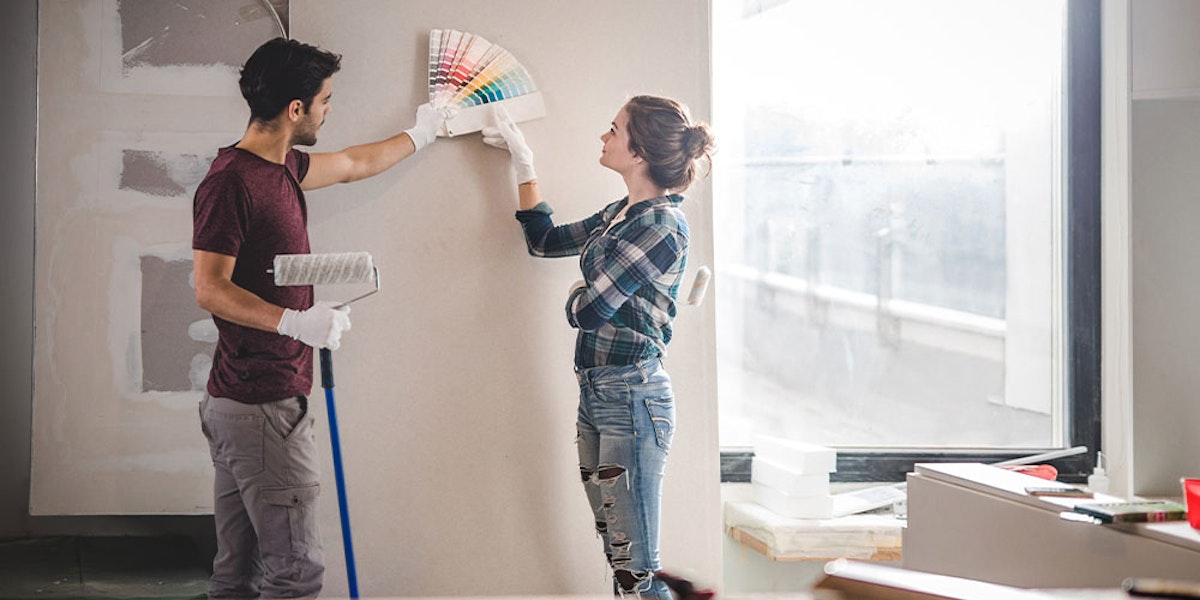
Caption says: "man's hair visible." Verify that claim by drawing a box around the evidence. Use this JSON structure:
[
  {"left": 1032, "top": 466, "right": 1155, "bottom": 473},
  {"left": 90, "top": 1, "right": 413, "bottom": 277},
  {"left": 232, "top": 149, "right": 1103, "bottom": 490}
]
[{"left": 239, "top": 37, "right": 342, "bottom": 123}]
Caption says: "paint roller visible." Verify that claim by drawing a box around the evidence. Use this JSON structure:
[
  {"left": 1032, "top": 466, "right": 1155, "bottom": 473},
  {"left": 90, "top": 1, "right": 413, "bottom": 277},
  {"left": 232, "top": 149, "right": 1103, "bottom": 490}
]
[
  {"left": 271, "top": 251, "right": 379, "bottom": 600},
  {"left": 686, "top": 266, "right": 712, "bottom": 306},
  {"left": 271, "top": 251, "right": 380, "bottom": 306}
]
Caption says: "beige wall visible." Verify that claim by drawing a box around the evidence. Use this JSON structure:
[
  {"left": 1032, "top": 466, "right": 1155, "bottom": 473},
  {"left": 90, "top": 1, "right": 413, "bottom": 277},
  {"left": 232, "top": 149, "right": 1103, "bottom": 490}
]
[{"left": 291, "top": 2, "right": 718, "bottom": 593}]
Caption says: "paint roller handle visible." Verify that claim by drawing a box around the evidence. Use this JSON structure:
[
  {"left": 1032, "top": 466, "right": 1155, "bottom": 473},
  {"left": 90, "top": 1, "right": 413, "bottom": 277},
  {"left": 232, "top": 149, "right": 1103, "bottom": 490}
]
[
  {"left": 276, "top": 301, "right": 352, "bottom": 350},
  {"left": 320, "top": 348, "right": 334, "bottom": 390}
]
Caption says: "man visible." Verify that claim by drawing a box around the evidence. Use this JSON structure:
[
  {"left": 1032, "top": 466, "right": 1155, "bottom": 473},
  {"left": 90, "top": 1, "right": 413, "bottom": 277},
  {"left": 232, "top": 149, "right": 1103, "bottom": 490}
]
[{"left": 192, "top": 37, "right": 445, "bottom": 599}]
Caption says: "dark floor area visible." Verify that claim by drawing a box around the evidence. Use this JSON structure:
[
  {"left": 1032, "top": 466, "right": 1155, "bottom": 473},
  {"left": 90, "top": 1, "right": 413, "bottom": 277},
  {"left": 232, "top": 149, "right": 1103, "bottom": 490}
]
[{"left": 0, "top": 537, "right": 207, "bottom": 600}]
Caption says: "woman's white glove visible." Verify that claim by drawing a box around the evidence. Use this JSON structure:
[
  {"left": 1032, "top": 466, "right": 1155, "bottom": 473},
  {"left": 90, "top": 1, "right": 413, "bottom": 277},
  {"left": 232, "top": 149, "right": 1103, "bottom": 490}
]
[
  {"left": 404, "top": 103, "right": 448, "bottom": 152},
  {"left": 481, "top": 105, "right": 537, "bottom": 183},
  {"left": 277, "top": 301, "right": 352, "bottom": 350}
]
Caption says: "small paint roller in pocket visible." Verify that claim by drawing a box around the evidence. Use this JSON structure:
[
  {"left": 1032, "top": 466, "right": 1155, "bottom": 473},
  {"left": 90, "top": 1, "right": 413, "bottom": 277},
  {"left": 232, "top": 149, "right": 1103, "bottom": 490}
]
[
  {"left": 687, "top": 266, "right": 712, "bottom": 306},
  {"left": 270, "top": 251, "right": 380, "bottom": 307}
]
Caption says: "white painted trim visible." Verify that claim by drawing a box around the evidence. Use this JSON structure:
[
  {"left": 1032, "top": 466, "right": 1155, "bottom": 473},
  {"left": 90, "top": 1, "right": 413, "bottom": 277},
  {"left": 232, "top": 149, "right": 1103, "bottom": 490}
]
[{"left": 1102, "top": 0, "right": 1134, "bottom": 498}]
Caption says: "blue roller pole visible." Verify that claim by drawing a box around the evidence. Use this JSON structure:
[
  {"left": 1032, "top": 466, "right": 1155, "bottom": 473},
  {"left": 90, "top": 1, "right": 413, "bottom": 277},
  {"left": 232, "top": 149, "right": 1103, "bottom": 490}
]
[{"left": 320, "top": 348, "right": 358, "bottom": 598}]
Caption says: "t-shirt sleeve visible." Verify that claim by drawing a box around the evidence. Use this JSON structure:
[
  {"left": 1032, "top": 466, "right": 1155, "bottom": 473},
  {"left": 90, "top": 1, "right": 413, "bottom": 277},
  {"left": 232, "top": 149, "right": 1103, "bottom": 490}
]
[
  {"left": 292, "top": 148, "right": 310, "bottom": 184},
  {"left": 193, "top": 170, "right": 251, "bottom": 257}
]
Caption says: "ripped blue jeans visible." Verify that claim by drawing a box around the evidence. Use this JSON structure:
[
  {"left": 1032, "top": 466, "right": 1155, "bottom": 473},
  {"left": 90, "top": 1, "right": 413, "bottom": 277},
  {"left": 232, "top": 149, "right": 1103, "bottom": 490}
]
[{"left": 575, "top": 358, "right": 675, "bottom": 600}]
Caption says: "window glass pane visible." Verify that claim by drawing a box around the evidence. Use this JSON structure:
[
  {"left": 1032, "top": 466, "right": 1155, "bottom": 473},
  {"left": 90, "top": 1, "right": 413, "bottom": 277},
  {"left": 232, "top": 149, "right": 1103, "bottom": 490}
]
[{"left": 714, "top": 0, "right": 1066, "bottom": 449}]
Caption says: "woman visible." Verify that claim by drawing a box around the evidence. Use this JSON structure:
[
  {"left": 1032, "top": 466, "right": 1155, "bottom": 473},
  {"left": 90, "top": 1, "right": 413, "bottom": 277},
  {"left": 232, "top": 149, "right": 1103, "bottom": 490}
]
[{"left": 482, "top": 95, "right": 715, "bottom": 598}]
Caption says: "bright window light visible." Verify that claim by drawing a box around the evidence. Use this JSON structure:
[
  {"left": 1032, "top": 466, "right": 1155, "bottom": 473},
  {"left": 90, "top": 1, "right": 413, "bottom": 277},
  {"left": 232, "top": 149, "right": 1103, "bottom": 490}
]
[{"left": 713, "top": 0, "right": 1068, "bottom": 450}]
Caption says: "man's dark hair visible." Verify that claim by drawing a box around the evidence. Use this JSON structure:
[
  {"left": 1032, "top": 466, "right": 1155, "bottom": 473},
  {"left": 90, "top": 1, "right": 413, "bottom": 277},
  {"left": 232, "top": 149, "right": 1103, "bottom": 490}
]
[{"left": 239, "top": 37, "right": 342, "bottom": 123}]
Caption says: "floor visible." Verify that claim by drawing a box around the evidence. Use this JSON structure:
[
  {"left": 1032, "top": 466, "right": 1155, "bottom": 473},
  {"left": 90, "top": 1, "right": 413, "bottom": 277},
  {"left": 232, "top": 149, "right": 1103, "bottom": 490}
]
[
  {"left": 0, "top": 537, "right": 207, "bottom": 600},
  {"left": 0, "top": 536, "right": 1132, "bottom": 600}
]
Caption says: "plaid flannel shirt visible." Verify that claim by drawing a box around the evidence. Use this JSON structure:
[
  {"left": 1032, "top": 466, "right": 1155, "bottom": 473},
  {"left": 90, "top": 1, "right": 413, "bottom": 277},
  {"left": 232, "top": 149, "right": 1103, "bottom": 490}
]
[{"left": 515, "top": 194, "right": 689, "bottom": 368}]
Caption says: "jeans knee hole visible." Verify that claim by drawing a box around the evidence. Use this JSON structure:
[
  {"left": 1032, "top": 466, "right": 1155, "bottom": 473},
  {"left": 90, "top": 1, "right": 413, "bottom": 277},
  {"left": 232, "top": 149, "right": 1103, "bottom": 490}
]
[{"left": 598, "top": 466, "right": 625, "bottom": 480}]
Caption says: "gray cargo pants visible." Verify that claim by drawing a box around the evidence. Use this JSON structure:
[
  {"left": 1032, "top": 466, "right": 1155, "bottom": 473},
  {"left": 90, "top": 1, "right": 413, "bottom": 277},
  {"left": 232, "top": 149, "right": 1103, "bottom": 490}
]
[{"left": 200, "top": 394, "right": 324, "bottom": 599}]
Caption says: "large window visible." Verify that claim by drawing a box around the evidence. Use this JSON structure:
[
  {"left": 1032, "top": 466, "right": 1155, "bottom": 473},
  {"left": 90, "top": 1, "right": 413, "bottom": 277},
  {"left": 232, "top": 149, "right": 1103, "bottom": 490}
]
[{"left": 713, "top": 0, "right": 1100, "bottom": 482}]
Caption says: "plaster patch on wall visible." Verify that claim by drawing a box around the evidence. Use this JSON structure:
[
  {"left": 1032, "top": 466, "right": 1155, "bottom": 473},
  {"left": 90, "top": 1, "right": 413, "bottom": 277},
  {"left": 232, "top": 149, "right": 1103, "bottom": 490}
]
[
  {"left": 140, "top": 255, "right": 213, "bottom": 392},
  {"left": 188, "top": 318, "right": 218, "bottom": 343},
  {"left": 95, "top": 132, "right": 226, "bottom": 207},
  {"left": 100, "top": 0, "right": 284, "bottom": 96},
  {"left": 120, "top": 149, "right": 211, "bottom": 197},
  {"left": 119, "top": 0, "right": 282, "bottom": 70},
  {"left": 110, "top": 239, "right": 212, "bottom": 404}
]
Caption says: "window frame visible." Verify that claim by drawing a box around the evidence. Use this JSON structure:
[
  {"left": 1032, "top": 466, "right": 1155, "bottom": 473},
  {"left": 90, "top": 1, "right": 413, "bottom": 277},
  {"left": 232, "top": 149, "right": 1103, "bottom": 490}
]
[{"left": 717, "top": 0, "right": 1102, "bottom": 484}]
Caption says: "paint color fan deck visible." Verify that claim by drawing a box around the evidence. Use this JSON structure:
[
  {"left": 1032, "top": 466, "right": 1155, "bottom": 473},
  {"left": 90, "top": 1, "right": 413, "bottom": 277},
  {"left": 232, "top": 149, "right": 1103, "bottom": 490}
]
[{"left": 428, "top": 28, "right": 546, "bottom": 137}]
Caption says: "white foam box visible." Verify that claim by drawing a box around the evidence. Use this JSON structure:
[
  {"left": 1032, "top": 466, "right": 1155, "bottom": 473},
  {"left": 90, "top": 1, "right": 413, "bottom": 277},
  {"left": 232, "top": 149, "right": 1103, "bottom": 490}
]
[
  {"left": 752, "top": 456, "right": 830, "bottom": 497},
  {"left": 753, "top": 435, "right": 837, "bottom": 474},
  {"left": 752, "top": 482, "right": 835, "bottom": 519}
]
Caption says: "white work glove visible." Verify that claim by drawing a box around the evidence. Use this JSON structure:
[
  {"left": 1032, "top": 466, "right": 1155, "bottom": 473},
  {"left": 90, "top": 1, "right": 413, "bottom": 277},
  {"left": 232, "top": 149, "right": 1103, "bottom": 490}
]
[
  {"left": 404, "top": 103, "right": 448, "bottom": 152},
  {"left": 481, "top": 105, "right": 537, "bottom": 183},
  {"left": 277, "top": 301, "right": 352, "bottom": 350}
]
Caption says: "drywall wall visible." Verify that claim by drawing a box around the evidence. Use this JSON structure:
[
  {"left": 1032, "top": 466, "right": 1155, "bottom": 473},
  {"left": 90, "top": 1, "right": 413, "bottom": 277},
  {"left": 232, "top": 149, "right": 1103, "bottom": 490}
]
[
  {"left": 31, "top": 0, "right": 720, "bottom": 595},
  {"left": 31, "top": 0, "right": 285, "bottom": 516}
]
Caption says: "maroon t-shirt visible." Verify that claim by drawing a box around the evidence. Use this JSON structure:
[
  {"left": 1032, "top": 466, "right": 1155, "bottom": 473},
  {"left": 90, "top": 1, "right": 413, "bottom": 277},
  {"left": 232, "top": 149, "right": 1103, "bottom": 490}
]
[{"left": 193, "top": 146, "right": 314, "bottom": 403}]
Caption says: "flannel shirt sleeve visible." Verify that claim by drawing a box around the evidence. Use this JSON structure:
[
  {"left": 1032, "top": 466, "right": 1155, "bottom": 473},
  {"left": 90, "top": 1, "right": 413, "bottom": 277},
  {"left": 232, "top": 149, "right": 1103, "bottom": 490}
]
[
  {"left": 515, "top": 202, "right": 605, "bottom": 258},
  {"left": 566, "top": 221, "right": 684, "bottom": 331}
]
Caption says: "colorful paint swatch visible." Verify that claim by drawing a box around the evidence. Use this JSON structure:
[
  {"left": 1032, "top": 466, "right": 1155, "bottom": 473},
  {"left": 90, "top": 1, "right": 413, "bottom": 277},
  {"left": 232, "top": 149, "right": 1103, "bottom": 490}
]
[{"left": 428, "top": 28, "right": 546, "bottom": 137}]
